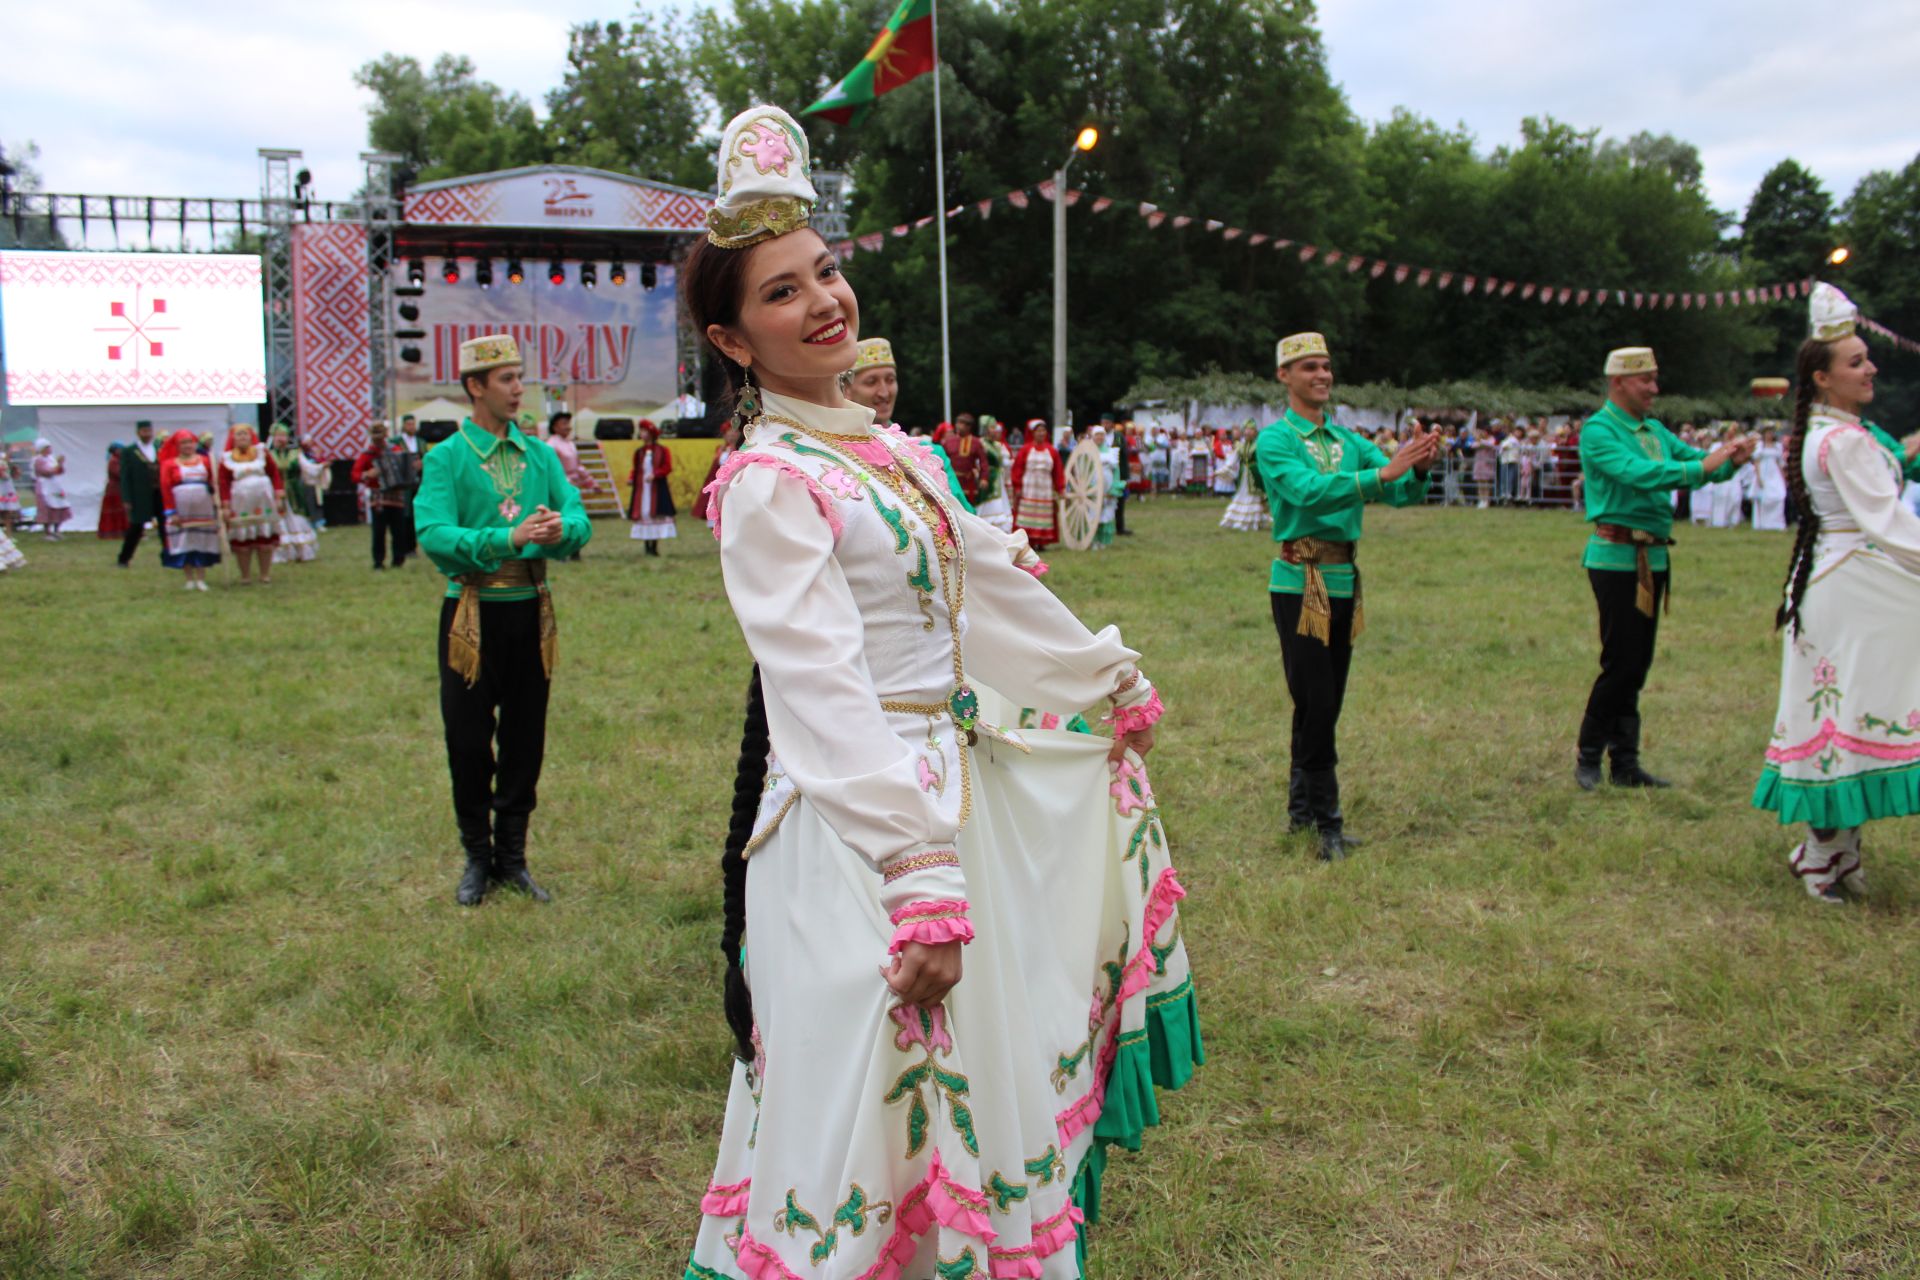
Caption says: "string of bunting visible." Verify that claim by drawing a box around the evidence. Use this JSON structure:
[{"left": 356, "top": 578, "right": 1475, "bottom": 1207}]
[{"left": 830, "top": 183, "right": 1920, "bottom": 352}]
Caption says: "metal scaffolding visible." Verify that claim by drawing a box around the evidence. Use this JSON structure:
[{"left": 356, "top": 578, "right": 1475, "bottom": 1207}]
[
  {"left": 258, "top": 150, "right": 303, "bottom": 430},
  {"left": 360, "top": 152, "right": 402, "bottom": 427}
]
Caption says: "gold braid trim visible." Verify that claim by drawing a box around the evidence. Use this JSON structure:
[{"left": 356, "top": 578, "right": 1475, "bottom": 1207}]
[
  {"left": 446, "top": 559, "right": 556, "bottom": 688},
  {"left": 883, "top": 850, "right": 961, "bottom": 883},
  {"left": 1285, "top": 538, "right": 1361, "bottom": 644}
]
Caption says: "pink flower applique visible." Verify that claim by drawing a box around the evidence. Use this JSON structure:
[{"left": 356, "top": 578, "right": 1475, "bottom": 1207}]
[
  {"left": 916, "top": 756, "right": 942, "bottom": 794},
  {"left": 1905, "top": 710, "right": 1920, "bottom": 730},
  {"left": 844, "top": 438, "right": 896, "bottom": 471},
  {"left": 890, "top": 1002, "right": 954, "bottom": 1056},
  {"left": 1040, "top": 712, "right": 1061, "bottom": 730},
  {"left": 1813, "top": 657, "right": 1838, "bottom": 689},
  {"left": 1110, "top": 757, "right": 1154, "bottom": 817},
  {"left": 738, "top": 120, "right": 794, "bottom": 176},
  {"left": 819, "top": 464, "right": 863, "bottom": 500}
]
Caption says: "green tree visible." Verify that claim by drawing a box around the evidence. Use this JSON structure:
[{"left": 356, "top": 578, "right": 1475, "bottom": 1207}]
[
  {"left": 545, "top": 16, "right": 710, "bottom": 188},
  {"left": 353, "top": 53, "right": 545, "bottom": 182},
  {"left": 1839, "top": 154, "right": 1920, "bottom": 426},
  {"left": 1741, "top": 159, "right": 1834, "bottom": 373},
  {"left": 0, "top": 141, "right": 69, "bottom": 250}
]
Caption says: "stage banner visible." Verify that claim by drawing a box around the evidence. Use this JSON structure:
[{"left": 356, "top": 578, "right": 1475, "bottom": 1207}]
[
  {"left": 403, "top": 168, "right": 709, "bottom": 233},
  {"left": 393, "top": 267, "right": 681, "bottom": 430},
  {"left": 0, "top": 250, "right": 265, "bottom": 406},
  {"left": 291, "top": 224, "right": 372, "bottom": 461}
]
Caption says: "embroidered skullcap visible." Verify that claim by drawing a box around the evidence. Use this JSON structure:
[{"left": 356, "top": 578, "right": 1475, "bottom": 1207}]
[
  {"left": 708, "top": 105, "right": 817, "bottom": 249},
  {"left": 1604, "top": 347, "right": 1657, "bottom": 377},
  {"left": 1809, "top": 282, "right": 1857, "bottom": 343},
  {"left": 459, "top": 333, "right": 521, "bottom": 375},
  {"left": 1277, "top": 332, "right": 1330, "bottom": 367},
  {"left": 853, "top": 337, "right": 895, "bottom": 371}
]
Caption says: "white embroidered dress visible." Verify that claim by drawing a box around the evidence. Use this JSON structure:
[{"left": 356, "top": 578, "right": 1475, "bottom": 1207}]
[
  {"left": 687, "top": 391, "right": 1198, "bottom": 1280},
  {"left": 1755, "top": 408, "right": 1920, "bottom": 831}
]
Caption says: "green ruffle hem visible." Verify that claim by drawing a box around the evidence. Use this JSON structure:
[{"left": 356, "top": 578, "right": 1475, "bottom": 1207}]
[
  {"left": 1753, "top": 759, "right": 1920, "bottom": 830},
  {"left": 1069, "top": 975, "right": 1204, "bottom": 1273}
]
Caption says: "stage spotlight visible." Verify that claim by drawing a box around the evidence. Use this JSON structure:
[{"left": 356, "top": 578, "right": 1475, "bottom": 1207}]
[
  {"left": 475, "top": 258, "right": 493, "bottom": 289},
  {"left": 406, "top": 258, "right": 425, "bottom": 287},
  {"left": 641, "top": 262, "right": 658, "bottom": 290},
  {"left": 442, "top": 258, "right": 460, "bottom": 284},
  {"left": 548, "top": 259, "right": 566, "bottom": 286},
  {"left": 398, "top": 300, "right": 420, "bottom": 322},
  {"left": 400, "top": 345, "right": 423, "bottom": 364},
  {"left": 610, "top": 261, "right": 627, "bottom": 286},
  {"left": 581, "top": 262, "right": 597, "bottom": 290},
  {"left": 507, "top": 257, "right": 525, "bottom": 285}
]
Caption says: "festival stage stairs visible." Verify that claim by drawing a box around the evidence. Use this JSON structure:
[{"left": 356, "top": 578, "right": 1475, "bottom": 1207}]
[{"left": 575, "top": 445, "right": 626, "bottom": 518}]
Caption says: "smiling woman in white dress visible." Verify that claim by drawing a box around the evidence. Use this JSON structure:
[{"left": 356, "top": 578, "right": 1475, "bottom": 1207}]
[
  {"left": 1754, "top": 285, "right": 1920, "bottom": 903},
  {"left": 679, "top": 106, "right": 1198, "bottom": 1280}
]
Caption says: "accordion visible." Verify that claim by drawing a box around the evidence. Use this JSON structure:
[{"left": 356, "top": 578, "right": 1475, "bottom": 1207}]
[{"left": 373, "top": 448, "right": 418, "bottom": 492}]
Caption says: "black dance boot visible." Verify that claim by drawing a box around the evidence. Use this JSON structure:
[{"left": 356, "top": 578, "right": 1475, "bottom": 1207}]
[
  {"left": 1305, "top": 769, "right": 1357, "bottom": 861},
  {"left": 1574, "top": 714, "right": 1609, "bottom": 791},
  {"left": 490, "top": 813, "right": 552, "bottom": 902},
  {"left": 1609, "top": 715, "right": 1671, "bottom": 788},
  {"left": 455, "top": 825, "right": 492, "bottom": 907},
  {"left": 1287, "top": 767, "right": 1313, "bottom": 835}
]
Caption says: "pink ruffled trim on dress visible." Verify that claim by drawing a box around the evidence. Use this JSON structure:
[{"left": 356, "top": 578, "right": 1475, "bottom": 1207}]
[
  {"left": 988, "top": 1202, "right": 1085, "bottom": 1277},
  {"left": 1108, "top": 689, "right": 1165, "bottom": 736},
  {"left": 704, "top": 453, "right": 846, "bottom": 544},
  {"left": 700, "top": 1177, "right": 752, "bottom": 1216},
  {"left": 1766, "top": 716, "right": 1920, "bottom": 764},
  {"left": 1019, "top": 560, "right": 1050, "bottom": 579},
  {"left": 1055, "top": 867, "right": 1187, "bottom": 1146},
  {"left": 887, "top": 899, "right": 975, "bottom": 954}
]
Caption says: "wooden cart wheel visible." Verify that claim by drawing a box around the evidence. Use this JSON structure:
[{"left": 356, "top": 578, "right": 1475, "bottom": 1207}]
[{"left": 1059, "top": 440, "right": 1103, "bottom": 551}]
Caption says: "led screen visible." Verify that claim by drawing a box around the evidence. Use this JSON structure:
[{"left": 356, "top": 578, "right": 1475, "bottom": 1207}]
[{"left": 0, "top": 250, "right": 266, "bottom": 406}]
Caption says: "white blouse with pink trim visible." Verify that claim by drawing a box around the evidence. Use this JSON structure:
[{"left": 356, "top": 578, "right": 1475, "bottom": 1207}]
[{"left": 708, "top": 389, "right": 1160, "bottom": 928}]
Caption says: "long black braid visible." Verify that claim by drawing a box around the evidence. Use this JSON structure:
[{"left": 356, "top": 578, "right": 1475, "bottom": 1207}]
[
  {"left": 720, "top": 667, "right": 771, "bottom": 1062},
  {"left": 1775, "top": 338, "right": 1833, "bottom": 636}
]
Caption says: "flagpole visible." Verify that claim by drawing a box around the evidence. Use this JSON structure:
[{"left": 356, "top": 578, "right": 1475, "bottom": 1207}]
[{"left": 930, "top": 0, "right": 954, "bottom": 428}]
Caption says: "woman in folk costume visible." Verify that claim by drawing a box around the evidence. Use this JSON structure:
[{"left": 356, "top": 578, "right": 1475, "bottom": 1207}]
[
  {"left": 0, "top": 452, "right": 20, "bottom": 531},
  {"left": 1705, "top": 425, "right": 1749, "bottom": 528},
  {"left": 1219, "top": 423, "right": 1267, "bottom": 531},
  {"left": 1754, "top": 285, "right": 1920, "bottom": 903},
  {"left": 1209, "top": 428, "right": 1238, "bottom": 497},
  {"left": 547, "top": 412, "right": 597, "bottom": 497},
  {"left": 628, "top": 419, "right": 677, "bottom": 555},
  {"left": 32, "top": 440, "right": 71, "bottom": 538},
  {"left": 1009, "top": 417, "right": 1063, "bottom": 549},
  {"left": 98, "top": 442, "right": 130, "bottom": 539},
  {"left": 218, "top": 424, "right": 285, "bottom": 586},
  {"left": 683, "top": 105, "right": 1197, "bottom": 1280},
  {"left": 159, "top": 430, "right": 222, "bottom": 590},
  {"left": 268, "top": 424, "right": 320, "bottom": 563},
  {"left": 1184, "top": 428, "right": 1212, "bottom": 494},
  {"left": 0, "top": 524, "right": 23, "bottom": 573},
  {"left": 1089, "top": 423, "right": 1119, "bottom": 549},
  {"left": 1750, "top": 426, "right": 1789, "bottom": 530},
  {"left": 972, "top": 418, "right": 1015, "bottom": 532}
]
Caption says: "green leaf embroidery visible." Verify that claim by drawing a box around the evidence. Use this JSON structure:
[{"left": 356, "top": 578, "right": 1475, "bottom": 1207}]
[
  {"left": 987, "top": 1171, "right": 1029, "bottom": 1211},
  {"left": 936, "top": 1247, "right": 984, "bottom": 1280},
  {"left": 906, "top": 1091, "right": 930, "bottom": 1158}
]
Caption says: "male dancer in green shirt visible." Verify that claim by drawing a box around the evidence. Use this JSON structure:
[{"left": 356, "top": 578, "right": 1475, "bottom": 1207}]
[
  {"left": 415, "top": 334, "right": 592, "bottom": 905},
  {"left": 1575, "top": 346, "right": 1748, "bottom": 790},
  {"left": 1257, "top": 331, "right": 1441, "bottom": 859}
]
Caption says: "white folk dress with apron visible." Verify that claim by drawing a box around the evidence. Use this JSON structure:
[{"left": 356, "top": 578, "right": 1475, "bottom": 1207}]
[
  {"left": 163, "top": 459, "right": 222, "bottom": 568},
  {"left": 1754, "top": 409, "right": 1920, "bottom": 890},
  {"left": 222, "top": 452, "right": 282, "bottom": 549},
  {"left": 686, "top": 390, "right": 1198, "bottom": 1280},
  {"left": 1219, "top": 442, "right": 1267, "bottom": 531}
]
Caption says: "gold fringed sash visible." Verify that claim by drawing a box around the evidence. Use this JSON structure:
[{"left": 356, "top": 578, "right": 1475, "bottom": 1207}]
[
  {"left": 1283, "top": 537, "right": 1361, "bottom": 644},
  {"left": 447, "top": 560, "right": 556, "bottom": 688},
  {"left": 1595, "top": 523, "right": 1672, "bottom": 618}
]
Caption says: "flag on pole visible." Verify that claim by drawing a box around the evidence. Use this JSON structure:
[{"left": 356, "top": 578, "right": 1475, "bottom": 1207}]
[{"left": 802, "top": 0, "right": 937, "bottom": 125}]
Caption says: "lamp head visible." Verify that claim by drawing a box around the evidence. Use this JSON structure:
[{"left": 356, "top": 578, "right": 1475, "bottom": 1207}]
[
  {"left": 1828, "top": 246, "right": 1851, "bottom": 266},
  {"left": 1075, "top": 125, "right": 1100, "bottom": 153}
]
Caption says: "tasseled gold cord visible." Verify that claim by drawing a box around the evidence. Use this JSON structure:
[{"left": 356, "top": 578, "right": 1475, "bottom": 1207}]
[
  {"left": 448, "top": 587, "right": 483, "bottom": 687},
  {"left": 1298, "top": 563, "right": 1334, "bottom": 643}
]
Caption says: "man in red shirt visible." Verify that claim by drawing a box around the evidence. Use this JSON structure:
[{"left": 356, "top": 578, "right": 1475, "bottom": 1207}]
[
  {"left": 350, "top": 422, "right": 416, "bottom": 569},
  {"left": 946, "top": 413, "right": 990, "bottom": 506}
]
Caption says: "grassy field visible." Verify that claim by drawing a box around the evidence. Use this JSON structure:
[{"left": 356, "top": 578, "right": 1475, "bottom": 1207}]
[{"left": 1, "top": 500, "right": 1916, "bottom": 1280}]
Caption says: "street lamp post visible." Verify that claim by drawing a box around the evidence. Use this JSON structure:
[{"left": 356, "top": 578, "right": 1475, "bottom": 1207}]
[{"left": 1052, "top": 125, "right": 1100, "bottom": 432}]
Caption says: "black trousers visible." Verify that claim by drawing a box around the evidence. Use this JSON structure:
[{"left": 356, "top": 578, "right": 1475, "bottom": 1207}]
[
  {"left": 1272, "top": 591, "right": 1356, "bottom": 773},
  {"left": 438, "top": 597, "right": 550, "bottom": 838},
  {"left": 1582, "top": 568, "right": 1668, "bottom": 723},
  {"left": 371, "top": 507, "right": 407, "bottom": 566},
  {"left": 1114, "top": 491, "right": 1129, "bottom": 534},
  {"left": 398, "top": 491, "right": 419, "bottom": 562},
  {"left": 117, "top": 504, "right": 167, "bottom": 565}
]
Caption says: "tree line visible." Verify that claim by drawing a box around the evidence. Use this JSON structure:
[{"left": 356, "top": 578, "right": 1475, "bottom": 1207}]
[{"left": 343, "top": 0, "right": 1913, "bottom": 428}]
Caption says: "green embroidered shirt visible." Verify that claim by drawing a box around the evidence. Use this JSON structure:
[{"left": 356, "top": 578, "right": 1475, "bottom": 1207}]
[
  {"left": 1256, "top": 408, "right": 1429, "bottom": 596},
  {"left": 415, "top": 420, "right": 593, "bottom": 600},
  {"left": 1866, "top": 422, "right": 1920, "bottom": 484},
  {"left": 1579, "top": 401, "right": 1734, "bottom": 573}
]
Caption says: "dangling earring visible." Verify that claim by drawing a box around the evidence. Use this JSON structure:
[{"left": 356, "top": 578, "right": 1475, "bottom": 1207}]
[{"left": 732, "top": 366, "right": 762, "bottom": 435}]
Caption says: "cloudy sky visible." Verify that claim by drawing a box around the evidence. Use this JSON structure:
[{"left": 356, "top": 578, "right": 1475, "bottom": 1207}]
[{"left": 7, "top": 0, "right": 1915, "bottom": 247}]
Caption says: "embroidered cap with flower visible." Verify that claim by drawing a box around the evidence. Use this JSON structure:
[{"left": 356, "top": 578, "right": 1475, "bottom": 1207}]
[
  {"left": 852, "top": 337, "right": 896, "bottom": 371},
  {"left": 1276, "top": 331, "right": 1330, "bottom": 368},
  {"left": 708, "top": 105, "right": 820, "bottom": 249},
  {"left": 1809, "top": 282, "right": 1858, "bottom": 343}
]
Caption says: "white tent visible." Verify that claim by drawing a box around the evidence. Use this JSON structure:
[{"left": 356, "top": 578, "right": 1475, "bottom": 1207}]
[{"left": 35, "top": 406, "right": 231, "bottom": 533}]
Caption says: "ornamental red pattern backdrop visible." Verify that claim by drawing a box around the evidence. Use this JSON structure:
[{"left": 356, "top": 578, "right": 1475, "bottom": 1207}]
[{"left": 290, "top": 224, "right": 372, "bottom": 461}]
